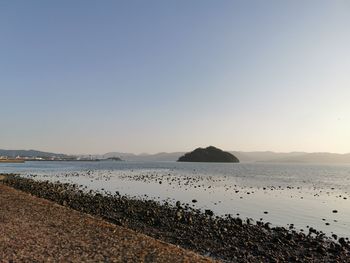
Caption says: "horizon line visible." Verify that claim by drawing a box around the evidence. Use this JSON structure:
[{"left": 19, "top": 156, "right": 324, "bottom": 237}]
[{"left": 1, "top": 148, "right": 350, "bottom": 156}]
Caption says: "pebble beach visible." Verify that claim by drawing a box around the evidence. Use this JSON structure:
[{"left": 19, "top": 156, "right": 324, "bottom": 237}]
[{"left": 2, "top": 173, "right": 350, "bottom": 262}]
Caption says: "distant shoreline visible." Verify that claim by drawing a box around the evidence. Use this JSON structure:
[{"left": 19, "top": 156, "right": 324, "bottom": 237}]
[
  {"left": 0, "top": 159, "right": 25, "bottom": 163},
  {"left": 0, "top": 159, "right": 125, "bottom": 163}
]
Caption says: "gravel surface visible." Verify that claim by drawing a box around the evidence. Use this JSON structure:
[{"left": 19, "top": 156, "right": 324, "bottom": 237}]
[{"left": 0, "top": 184, "right": 213, "bottom": 262}]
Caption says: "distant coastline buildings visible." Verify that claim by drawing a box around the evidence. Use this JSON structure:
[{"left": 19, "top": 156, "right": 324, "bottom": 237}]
[{"left": 0, "top": 155, "right": 77, "bottom": 161}]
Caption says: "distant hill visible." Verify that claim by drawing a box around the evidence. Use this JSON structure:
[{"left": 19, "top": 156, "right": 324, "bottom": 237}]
[
  {"left": 103, "top": 152, "right": 136, "bottom": 159},
  {"left": 135, "top": 152, "right": 185, "bottom": 162},
  {"left": 231, "top": 151, "right": 350, "bottom": 164},
  {"left": 112, "top": 151, "right": 350, "bottom": 164},
  {"left": 178, "top": 146, "right": 239, "bottom": 163},
  {"left": 8, "top": 149, "right": 349, "bottom": 164},
  {"left": 231, "top": 151, "right": 307, "bottom": 163},
  {"left": 81, "top": 152, "right": 185, "bottom": 162},
  {"left": 261, "top": 152, "right": 350, "bottom": 164},
  {"left": 0, "top": 149, "right": 69, "bottom": 158}
]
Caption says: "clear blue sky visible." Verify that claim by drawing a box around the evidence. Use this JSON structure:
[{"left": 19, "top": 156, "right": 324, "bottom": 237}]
[{"left": 1, "top": 1, "right": 349, "bottom": 154}]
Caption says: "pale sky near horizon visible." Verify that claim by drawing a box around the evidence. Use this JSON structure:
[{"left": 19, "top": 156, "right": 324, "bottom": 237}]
[{"left": 1, "top": 1, "right": 350, "bottom": 155}]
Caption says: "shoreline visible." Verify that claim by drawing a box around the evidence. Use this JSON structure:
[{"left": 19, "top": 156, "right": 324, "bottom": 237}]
[
  {"left": 0, "top": 182, "right": 211, "bottom": 262},
  {"left": 1, "top": 174, "right": 350, "bottom": 262},
  {"left": 0, "top": 159, "right": 25, "bottom": 163}
]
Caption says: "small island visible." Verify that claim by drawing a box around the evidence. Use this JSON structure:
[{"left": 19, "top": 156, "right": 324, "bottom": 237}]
[
  {"left": 177, "top": 146, "right": 239, "bottom": 163},
  {"left": 106, "top": 157, "right": 123, "bottom": 161}
]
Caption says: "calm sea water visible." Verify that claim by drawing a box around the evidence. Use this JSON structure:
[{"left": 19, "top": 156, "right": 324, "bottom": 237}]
[{"left": 1, "top": 161, "right": 350, "bottom": 238}]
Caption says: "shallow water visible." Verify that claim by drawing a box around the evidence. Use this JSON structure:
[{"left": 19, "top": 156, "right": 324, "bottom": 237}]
[{"left": 1, "top": 161, "right": 350, "bottom": 238}]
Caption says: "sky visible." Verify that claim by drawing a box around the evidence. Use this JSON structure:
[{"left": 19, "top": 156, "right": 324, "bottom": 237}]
[{"left": 0, "top": 1, "right": 349, "bottom": 154}]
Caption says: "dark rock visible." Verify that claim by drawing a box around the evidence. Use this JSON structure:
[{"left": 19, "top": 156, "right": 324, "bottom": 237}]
[
  {"left": 205, "top": 209, "right": 214, "bottom": 217},
  {"left": 339, "top": 238, "right": 347, "bottom": 247}
]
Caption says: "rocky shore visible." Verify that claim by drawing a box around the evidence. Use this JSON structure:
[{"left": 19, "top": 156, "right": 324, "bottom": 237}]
[
  {"left": 0, "top": 183, "right": 211, "bottom": 262},
  {"left": 2, "top": 174, "right": 350, "bottom": 262}
]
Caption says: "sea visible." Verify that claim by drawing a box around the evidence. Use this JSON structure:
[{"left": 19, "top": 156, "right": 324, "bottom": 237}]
[{"left": 1, "top": 161, "right": 350, "bottom": 239}]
